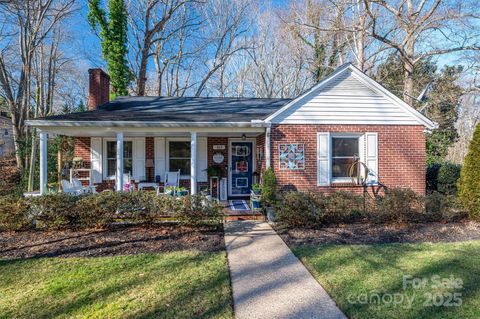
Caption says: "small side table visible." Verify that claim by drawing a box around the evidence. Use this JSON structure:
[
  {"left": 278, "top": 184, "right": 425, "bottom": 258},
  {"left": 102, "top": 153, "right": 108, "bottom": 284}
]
[{"left": 137, "top": 182, "right": 159, "bottom": 191}]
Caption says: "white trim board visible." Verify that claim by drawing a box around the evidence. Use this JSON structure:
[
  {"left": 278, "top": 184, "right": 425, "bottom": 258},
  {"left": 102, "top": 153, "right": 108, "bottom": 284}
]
[{"left": 265, "top": 63, "right": 437, "bottom": 129}]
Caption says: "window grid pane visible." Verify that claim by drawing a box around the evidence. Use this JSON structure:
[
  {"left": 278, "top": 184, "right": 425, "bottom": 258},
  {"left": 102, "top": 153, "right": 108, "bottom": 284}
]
[
  {"left": 331, "top": 137, "right": 359, "bottom": 179},
  {"left": 332, "top": 138, "right": 359, "bottom": 157},
  {"left": 106, "top": 141, "right": 133, "bottom": 177},
  {"left": 169, "top": 141, "right": 191, "bottom": 176}
]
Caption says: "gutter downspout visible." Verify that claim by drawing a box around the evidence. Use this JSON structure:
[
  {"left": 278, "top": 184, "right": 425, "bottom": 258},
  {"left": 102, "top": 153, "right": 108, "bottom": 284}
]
[{"left": 265, "top": 123, "right": 271, "bottom": 169}]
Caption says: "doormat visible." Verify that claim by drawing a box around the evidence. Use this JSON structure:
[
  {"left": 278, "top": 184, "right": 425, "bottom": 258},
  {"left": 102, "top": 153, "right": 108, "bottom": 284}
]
[{"left": 229, "top": 200, "right": 250, "bottom": 211}]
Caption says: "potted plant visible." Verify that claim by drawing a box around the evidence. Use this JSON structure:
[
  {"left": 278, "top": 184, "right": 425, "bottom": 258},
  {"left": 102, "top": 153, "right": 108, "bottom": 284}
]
[
  {"left": 165, "top": 186, "right": 188, "bottom": 196},
  {"left": 206, "top": 165, "right": 223, "bottom": 178},
  {"left": 164, "top": 186, "right": 175, "bottom": 196},
  {"left": 261, "top": 168, "right": 278, "bottom": 222},
  {"left": 251, "top": 183, "right": 261, "bottom": 195},
  {"left": 176, "top": 187, "right": 188, "bottom": 196}
]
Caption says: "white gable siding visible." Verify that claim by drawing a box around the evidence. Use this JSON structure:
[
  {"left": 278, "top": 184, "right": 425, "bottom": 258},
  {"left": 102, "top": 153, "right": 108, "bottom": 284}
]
[{"left": 273, "top": 70, "right": 422, "bottom": 125}]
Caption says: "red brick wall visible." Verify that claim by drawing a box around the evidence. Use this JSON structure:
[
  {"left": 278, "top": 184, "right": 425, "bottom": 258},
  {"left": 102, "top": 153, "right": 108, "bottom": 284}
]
[
  {"left": 256, "top": 133, "right": 266, "bottom": 175},
  {"left": 270, "top": 124, "right": 426, "bottom": 195},
  {"left": 88, "top": 68, "right": 110, "bottom": 110},
  {"left": 73, "top": 127, "right": 426, "bottom": 196},
  {"left": 146, "top": 137, "right": 154, "bottom": 182},
  {"left": 74, "top": 137, "right": 91, "bottom": 167},
  {"left": 207, "top": 137, "right": 228, "bottom": 196}
]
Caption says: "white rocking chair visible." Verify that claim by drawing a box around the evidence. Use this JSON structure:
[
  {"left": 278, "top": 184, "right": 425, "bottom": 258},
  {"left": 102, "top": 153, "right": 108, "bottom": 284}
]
[
  {"left": 71, "top": 178, "right": 96, "bottom": 194},
  {"left": 61, "top": 179, "right": 84, "bottom": 195},
  {"left": 157, "top": 170, "right": 181, "bottom": 196}
]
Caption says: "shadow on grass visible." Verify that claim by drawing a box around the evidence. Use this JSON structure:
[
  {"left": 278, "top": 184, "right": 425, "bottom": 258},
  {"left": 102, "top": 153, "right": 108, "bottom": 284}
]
[
  {"left": 0, "top": 224, "right": 224, "bottom": 260},
  {"left": 0, "top": 251, "right": 233, "bottom": 319},
  {"left": 293, "top": 241, "right": 480, "bottom": 319}
]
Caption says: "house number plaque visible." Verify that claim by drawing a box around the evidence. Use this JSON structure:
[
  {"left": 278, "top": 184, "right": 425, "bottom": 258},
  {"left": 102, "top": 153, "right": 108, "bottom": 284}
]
[{"left": 213, "top": 145, "right": 225, "bottom": 150}]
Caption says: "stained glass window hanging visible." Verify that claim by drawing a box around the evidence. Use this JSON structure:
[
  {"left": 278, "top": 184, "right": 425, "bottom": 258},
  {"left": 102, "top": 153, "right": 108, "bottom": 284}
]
[{"left": 278, "top": 144, "right": 305, "bottom": 170}]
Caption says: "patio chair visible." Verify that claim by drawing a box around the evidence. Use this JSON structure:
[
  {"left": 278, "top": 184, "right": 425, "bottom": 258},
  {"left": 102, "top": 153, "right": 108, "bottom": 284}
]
[
  {"left": 157, "top": 170, "right": 181, "bottom": 196},
  {"left": 71, "top": 178, "right": 96, "bottom": 194},
  {"left": 61, "top": 179, "right": 84, "bottom": 195}
]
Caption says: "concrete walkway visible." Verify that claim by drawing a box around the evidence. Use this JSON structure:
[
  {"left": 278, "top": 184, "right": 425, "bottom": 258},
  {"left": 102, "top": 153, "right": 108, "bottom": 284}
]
[{"left": 225, "top": 221, "right": 347, "bottom": 319}]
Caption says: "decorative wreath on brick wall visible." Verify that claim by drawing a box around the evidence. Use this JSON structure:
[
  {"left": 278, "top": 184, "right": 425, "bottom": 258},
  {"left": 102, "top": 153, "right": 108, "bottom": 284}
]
[{"left": 278, "top": 144, "right": 305, "bottom": 170}]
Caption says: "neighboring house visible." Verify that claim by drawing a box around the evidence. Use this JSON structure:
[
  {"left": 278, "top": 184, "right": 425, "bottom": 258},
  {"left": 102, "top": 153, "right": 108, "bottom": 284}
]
[
  {"left": 0, "top": 113, "right": 14, "bottom": 157},
  {"left": 27, "top": 64, "right": 436, "bottom": 195}
]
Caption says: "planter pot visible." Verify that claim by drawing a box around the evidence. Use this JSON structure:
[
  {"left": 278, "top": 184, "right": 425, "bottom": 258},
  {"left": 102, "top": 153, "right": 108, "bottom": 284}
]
[
  {"left": 252, "top": 190, "right": 261, "bottom": 195},
  {"left": 177, "top": 190, "right": 188, "bottom": 197},
  {"left": 252, "top": 199, "right": 261, "bottom": 209},
  {"left": 266, "top": 207, "right": 275, "bottom": 222}
]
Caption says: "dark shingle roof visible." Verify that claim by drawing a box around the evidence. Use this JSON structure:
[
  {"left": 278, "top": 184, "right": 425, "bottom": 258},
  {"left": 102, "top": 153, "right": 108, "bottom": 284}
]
[{"left": 39, "top": 96, "right": 291, "bottom": 122}]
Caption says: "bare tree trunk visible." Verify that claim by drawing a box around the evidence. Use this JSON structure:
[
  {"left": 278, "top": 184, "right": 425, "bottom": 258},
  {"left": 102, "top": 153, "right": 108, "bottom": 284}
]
[
  {"left": 11, "top": 116, "right": 23, "bottom": 169},
  {"left": 402, "top": 40, "right": 415, "bottom": 106},
  {"left": 137, "top": 41, "right": 150, "bottom": 96},
  {"left": 57, "top": 144, "right": 62, "bottom": 191},
  {"left": 403, "top": 63, "right": 414, "bottom": 106}
]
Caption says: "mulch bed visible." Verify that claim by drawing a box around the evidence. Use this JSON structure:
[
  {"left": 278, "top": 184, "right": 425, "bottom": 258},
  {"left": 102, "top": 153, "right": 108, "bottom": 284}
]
[
  {"left": 0, "top": 224, "right": 225, "bottom": 260},
  {"left": 276, "top": 221, "right": 480, "bottom": 246}
]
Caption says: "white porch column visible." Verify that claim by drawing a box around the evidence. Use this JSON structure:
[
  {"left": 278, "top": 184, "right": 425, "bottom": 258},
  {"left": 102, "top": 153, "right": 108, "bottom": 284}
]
[
  {"left": 190, "top": 131, "right": 197, "bottom": 194},
  {"left": 39, "top": 131, "right": 48, "bottom": 194},
  {"left": 265, "top": 126, "right": 271, "bottom": 169},
  {"left": 116, "top": 132, "right": 124, "bottom": 191}
]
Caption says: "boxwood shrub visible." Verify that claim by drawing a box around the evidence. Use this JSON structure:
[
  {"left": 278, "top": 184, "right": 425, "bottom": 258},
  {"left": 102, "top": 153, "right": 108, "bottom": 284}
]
[
  {"left": 0, "top": 191, "right": 222, "bottom": 231},
  {"left": 30, "top": 193, "right": 80, "bottom": 229},
  {"left": 275, "top": 188, "right": 467, "bottom": 228},
  {"left": 0, "top": 195, "right": 31, "bottom": 231}
]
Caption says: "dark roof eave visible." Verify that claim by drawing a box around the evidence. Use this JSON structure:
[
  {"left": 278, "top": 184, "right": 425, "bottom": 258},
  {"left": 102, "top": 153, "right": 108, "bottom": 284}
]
[{"left": 25, "top": 119, "right": 270, "bottom": 128}]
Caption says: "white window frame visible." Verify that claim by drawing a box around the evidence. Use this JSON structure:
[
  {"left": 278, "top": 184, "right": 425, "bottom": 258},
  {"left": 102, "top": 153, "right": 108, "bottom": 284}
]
[
  {"left": 102, "top": 138, "right": 135, "bottom": 180},
  {"left": 166, "top": 137, "right": 191, "bottom": 180},
  {"left": 330, "top": 133, "right": 364, "bottom": 183}
]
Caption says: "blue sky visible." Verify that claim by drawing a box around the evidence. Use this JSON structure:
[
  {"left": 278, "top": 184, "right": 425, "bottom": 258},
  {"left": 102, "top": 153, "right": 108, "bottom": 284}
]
[{"left": 67, "top": 0, "right": 472, "bottom": 82}]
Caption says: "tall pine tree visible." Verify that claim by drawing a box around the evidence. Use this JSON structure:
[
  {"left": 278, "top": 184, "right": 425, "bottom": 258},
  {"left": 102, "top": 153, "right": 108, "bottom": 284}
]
[
  {"left": 458, "top": 123, "right": 480, "bottom": 219},
  {"left": 88, "top": 0, "right": 131, "bottom": 96}
]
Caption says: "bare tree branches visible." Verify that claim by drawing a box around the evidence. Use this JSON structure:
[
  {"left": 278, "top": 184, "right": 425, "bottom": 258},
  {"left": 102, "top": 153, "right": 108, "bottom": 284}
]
[
  {"left": 0, "top": 0, "right": 76, "bottom": 167},
  {"left": 363, "top": 0, "right": 480, "bottom": 105}
]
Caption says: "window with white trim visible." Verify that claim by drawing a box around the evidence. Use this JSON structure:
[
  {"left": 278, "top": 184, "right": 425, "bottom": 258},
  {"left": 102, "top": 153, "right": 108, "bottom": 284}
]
[
  {"left": 168, "top": 141, "right": 191, "bottom": 176},
  {"left": 331, "top": 136, "right": 360, "bottom": 181},
  {"left": 106, "top": 141, "right": 133, "bottom": 177}
]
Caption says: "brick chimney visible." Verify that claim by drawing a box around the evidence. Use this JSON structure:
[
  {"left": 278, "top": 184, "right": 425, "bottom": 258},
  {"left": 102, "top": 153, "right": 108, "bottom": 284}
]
[{"left": 88, "top": 68, "right": 110, "bottom": 110}]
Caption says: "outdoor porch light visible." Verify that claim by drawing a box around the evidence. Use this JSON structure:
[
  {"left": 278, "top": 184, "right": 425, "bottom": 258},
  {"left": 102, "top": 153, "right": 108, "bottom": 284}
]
[{"left": 241, "top": 134, "right": 246, "bottom": 140}]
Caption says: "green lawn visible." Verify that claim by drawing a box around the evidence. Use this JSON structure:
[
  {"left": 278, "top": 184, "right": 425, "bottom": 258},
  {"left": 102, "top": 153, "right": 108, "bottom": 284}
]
[
  {"left": 293, "top": 240, "right": 480, "bottom": 319},
  {"left": 0, "top": 251, "right": 232, "bottom": 319}
]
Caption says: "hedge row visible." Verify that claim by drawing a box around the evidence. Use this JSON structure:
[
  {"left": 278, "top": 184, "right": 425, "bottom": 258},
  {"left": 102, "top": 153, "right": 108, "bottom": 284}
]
[
  {"left": 0, "top": 191, "right": 223, "bottom": 231},
  {"left": 275, "top": 189, "right": 466, "bottom": 228}
]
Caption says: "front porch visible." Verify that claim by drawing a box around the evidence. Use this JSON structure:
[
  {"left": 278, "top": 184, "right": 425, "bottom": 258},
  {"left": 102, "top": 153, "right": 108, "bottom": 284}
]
[{"left": 36, "top": 124, "right": 272, "bottom": 199}]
